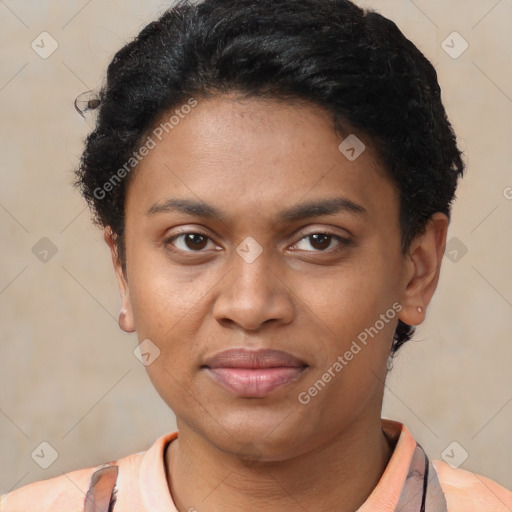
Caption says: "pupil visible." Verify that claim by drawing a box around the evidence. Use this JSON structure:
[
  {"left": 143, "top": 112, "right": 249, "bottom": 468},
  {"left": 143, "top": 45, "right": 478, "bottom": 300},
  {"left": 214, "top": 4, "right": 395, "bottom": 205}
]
[
  {"left": 187, "top": 234, "right": 206, "bottom": 249},
  {"left": 312, "top": 234, "right": 330, "bottom": 249}
]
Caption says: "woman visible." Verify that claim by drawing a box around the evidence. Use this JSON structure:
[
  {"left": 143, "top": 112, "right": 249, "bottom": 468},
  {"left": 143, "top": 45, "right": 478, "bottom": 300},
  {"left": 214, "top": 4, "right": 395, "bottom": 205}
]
[{"left": 2, "top": 0, "right": 511, "bottom": 510}]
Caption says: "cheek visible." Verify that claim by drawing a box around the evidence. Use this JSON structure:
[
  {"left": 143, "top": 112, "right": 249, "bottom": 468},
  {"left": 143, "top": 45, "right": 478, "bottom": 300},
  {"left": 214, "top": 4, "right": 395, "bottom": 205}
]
[
  {"left": 313, "top": 255, "right": 399, "bottom": 340},
  {"left": 300, "top": 259, "right": 401, "bottom": 409},
  {"left": 127, "top": 250, "right": 202, "bottom": 335},
  {"left": 127, "top": 264, "right": 204, "bottom": 413},
  {"left": 126, "top": 255, "right": 219, "bottom": 380}
]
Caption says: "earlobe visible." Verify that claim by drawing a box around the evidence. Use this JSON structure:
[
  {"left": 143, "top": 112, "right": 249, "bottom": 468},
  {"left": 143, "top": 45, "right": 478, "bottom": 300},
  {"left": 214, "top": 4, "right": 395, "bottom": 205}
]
[
  {"left": 104, "top": 227, "right": 136, "bottom": 333},
  {"left": 398, "top": 213, "right": 449, "bottom": 326},
  {"left": 118, "top": 308, "right": 135, "bottom": 333}
]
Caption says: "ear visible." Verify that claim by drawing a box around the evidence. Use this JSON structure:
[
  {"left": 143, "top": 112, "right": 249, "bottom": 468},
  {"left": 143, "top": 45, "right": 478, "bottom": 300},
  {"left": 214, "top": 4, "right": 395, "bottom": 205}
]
[
  {"left": 104, "top": 227, "right": 135, "bottom": 333},
  {"left": 398, "top": 213, "right": 449, "bottom": 326}
]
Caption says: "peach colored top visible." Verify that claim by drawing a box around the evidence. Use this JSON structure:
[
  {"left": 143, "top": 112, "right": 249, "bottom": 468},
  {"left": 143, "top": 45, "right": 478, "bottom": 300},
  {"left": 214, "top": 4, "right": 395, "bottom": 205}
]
[{"left": 1, "top": 420, "right": 511, "bottom": 511}]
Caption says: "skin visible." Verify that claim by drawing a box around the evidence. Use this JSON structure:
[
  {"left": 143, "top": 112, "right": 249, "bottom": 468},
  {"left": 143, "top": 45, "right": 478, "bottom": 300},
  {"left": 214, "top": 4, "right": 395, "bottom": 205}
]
[{"left": 105, "top": 94, "right": 448, "bottom": 511}]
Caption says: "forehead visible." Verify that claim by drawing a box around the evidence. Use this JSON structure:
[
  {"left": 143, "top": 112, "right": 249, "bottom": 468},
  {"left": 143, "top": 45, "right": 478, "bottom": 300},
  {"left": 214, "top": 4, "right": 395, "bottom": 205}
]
[{"left": 125, "top": 95, "right": 397, "bottom": 226}]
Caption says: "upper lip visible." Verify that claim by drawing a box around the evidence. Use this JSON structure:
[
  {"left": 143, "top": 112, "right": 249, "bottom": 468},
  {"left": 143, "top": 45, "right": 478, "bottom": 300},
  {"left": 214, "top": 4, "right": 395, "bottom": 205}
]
[{"left": 203, "top": 349, "right": 307, "bottom": 369}]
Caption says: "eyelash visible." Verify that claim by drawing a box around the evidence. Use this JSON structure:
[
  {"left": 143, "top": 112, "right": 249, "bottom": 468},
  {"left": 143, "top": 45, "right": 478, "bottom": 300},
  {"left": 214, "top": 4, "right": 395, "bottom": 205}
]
[{"left": 164, "top": 229, "right": 352, "bottom": 254}]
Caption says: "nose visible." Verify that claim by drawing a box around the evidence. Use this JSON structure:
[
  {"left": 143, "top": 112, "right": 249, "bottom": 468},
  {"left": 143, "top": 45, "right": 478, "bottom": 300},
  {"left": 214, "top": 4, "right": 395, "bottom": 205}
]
[{"left": 212, "top": 246, "right": 294, "bottom": 332}]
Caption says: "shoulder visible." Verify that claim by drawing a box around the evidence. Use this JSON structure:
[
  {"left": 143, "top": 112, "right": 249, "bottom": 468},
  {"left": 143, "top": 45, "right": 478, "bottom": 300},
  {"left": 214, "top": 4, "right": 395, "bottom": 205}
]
[
  {"left": 433, "top": 459, "right": 512, "bottom": 512},
  {"left": 0, "top": 451, "right": 146, "bottom": 512},
  {"left": 0, "top": 464, "right": 102, "bottom": 512}
]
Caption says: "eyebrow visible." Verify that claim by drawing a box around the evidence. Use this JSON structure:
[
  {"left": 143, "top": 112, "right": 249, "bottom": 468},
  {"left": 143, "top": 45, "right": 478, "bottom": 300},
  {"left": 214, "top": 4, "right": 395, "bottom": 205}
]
[{"left": 147, "top": 196, "right": 367, "bottom": 222}]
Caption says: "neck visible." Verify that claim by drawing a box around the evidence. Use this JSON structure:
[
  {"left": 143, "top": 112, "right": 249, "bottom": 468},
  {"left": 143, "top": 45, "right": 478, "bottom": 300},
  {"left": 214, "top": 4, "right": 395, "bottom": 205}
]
[{"left": 165, "top": 416, "right": 393, "bottom": 512}]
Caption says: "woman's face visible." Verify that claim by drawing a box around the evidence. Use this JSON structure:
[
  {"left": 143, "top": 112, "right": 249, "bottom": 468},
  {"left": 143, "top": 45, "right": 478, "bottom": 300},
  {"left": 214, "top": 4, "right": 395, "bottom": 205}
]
[{"left": 115, "top": 95, "right": 415, "bottom": 460}]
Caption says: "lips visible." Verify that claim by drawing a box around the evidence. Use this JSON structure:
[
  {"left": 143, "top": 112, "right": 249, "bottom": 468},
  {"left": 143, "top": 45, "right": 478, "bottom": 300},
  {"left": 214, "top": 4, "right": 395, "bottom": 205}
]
[{"left": 203, "top": 348, "right": 308, "bottom": 397}]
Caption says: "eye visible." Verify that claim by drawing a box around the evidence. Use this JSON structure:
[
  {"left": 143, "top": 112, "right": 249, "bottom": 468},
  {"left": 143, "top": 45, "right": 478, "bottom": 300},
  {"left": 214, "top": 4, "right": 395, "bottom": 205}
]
[
  {"left": 292, "top": 232, "right": 351, "bottom": 252},
  {"left": 164, "top": 230, "right": 351, "bottom": 254},
  {"left": 166, "top": 232, "right": 217, "bottom": 252}
]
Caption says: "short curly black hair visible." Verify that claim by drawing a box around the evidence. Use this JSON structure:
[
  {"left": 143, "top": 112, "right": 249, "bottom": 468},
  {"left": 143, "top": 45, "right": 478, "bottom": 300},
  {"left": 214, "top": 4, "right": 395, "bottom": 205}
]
[{"left": 75, "top": 0, "right": 465, "bottom": 356}]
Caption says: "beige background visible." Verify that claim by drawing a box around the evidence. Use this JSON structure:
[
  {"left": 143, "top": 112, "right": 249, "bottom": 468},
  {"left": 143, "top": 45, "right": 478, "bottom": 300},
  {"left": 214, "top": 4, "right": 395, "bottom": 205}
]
[{"left": 1, "top": 0, "right": 511, "bottom": 497}]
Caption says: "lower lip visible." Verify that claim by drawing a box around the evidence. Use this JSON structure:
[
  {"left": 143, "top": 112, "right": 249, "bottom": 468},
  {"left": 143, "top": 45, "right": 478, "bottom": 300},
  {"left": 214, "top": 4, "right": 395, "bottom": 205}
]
[{"left": 205, "top": 367, "right": 307, "bottom": 397}]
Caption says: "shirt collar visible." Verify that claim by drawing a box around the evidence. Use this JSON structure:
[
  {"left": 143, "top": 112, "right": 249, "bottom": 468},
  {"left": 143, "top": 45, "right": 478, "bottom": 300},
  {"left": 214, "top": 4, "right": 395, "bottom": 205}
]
[
  {"left": 359, "top": 420, "right": 447, "bottom": 511},
  {"left": 138, "top": 420, "right": 447, "bottom": 512}
]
